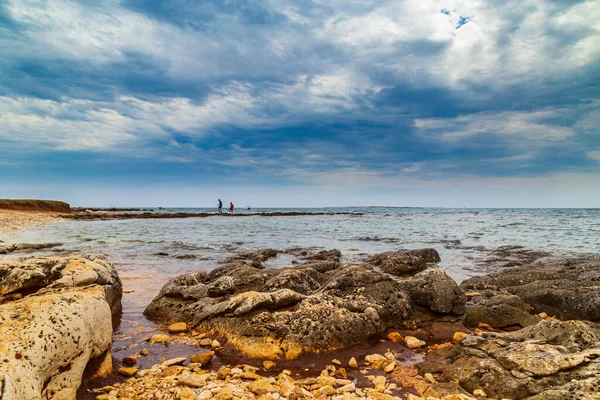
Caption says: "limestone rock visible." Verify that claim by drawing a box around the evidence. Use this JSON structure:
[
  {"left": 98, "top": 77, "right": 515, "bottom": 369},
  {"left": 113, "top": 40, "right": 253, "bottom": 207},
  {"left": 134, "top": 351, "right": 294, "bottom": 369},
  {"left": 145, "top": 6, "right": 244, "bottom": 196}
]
[
  {"left": 190, "top": 351, "right": 214, "bottom": 366},
  {"left": 144, "top": 249, "right": 419, "bottom": 359},
  {"left": 399, "top": 268, "right": 466, "bottom": 315},
  {"left": 0, "top": 255, "right": 121, "bottom": 400},
  {"left": 417, "top": 319, "right": 600, "bottom": 400},
  {"left": 168, "top": 322, "right": 187, "bottom": 333},
  {"left": 461, "top": 253, "right": 600, "bottom": 321},
  {"left": 405, "top": 336, "right": 426, "bottom": 348}
]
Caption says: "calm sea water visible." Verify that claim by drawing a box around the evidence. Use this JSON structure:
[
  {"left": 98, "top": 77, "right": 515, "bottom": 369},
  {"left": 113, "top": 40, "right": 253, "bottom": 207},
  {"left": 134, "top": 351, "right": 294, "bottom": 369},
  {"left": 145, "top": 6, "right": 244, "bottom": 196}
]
[{"left": 6, "top": 207, "right": 600, "bottom": 283}]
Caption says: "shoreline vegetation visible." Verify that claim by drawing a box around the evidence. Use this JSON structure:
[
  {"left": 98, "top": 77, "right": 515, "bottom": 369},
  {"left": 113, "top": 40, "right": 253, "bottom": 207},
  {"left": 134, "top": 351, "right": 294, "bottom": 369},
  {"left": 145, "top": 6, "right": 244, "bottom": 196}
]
[{"left": 1, "top": 200, "right": 599, "bottom": 400}]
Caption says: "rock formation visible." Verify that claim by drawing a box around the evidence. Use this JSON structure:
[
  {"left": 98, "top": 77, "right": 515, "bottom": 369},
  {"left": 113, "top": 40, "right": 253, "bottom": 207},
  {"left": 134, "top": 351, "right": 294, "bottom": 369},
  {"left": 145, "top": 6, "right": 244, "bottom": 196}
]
[
  {"left": 417, "top": 319, "right": 600, "bottom": 399},
  {"left": 461, "top": 254, "right": 600, "bottom": 322},
  {"left": 0, "top": 254, "right": 122, "bottom": 400},
  {"left": 144, "top": 248, "right": 464, "bottom": 360}
]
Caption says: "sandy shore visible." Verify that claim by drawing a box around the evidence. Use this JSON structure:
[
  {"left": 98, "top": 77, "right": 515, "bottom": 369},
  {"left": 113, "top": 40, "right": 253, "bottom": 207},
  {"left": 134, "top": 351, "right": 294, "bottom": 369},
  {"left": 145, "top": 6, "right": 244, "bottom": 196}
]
[{"left": 0, "top": 210, "right": 63, "bottom": 238}]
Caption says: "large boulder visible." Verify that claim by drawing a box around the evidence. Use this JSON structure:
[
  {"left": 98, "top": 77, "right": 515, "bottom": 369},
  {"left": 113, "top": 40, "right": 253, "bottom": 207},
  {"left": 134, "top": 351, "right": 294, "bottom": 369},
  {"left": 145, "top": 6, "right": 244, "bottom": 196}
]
[
  {"left": 0, "top": 254, "right": 122, "bottom": 400},
  {"left": 461, "top": 254, "right": 600, "bottom": 321},
  {"left": 144, "top": 249, "right": 445, "bottom": 359},
  {"left": 418, "top": 319, "right": 600, "bottom": 400},
  {"left": 398, "top": 268, "right": 466, "bottom": 315},
  {"left": 365, "top": 248, "right": 440, "bottom": 276}
]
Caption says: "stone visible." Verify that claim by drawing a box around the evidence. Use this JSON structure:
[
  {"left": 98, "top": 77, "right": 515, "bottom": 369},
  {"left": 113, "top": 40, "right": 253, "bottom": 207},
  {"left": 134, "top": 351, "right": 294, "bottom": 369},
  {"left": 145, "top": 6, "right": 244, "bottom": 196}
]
[
  {"left": 372, "top": 376, "right": 387, "bottom": 392},
  {"left": 417, "top": 319, "right": 600, "bottom": 400},
  {"left": 216, "top": 366, "right": 231, "bottom": 379},
  {"left": 473, "top": 388, "right": 486, "bottom": 397},
  {"left": 405, "top": 336, "right": 426, "bottom": 348},
  {"left": 250, "top": 378, "right": 276, "bottom": 395},
  {"left": 332, "top": 359, "right": 341, "bottom": 365},
  {"left": 348, "top": 357, "right": 358, "bottom": 368},
  {"left": 190, "top": 351, "right": 214, "bottom": 366},
  {"left": 398, "top": 268, "right": 467, "bottom": 315},
  {"left": 139, "top": 348, "right": 149, "bottom": 356},
  {"left": 168, "top": 322, "right": 187, "bottom": 333},
  {"left": 0, "top": 254, "right": 122, "bottom": 400},
  {"left": 211, "top": 340, "right": 221, "bottom": 348},
  {"left": 162, "top": 357, "right": 187, "bottom": 367},
  {"left": 387, "top": 331, "right": 404, "bottom": 343},
  {"left": 144, "top": 252, "right": 416, "bottom": 359},
  {"left": 453, "top": 332, "right": 468, "bottom": 342},
  {"left": 263, "top": 360, "right": 276, "bottom": 370},
  {"left": 384, "top": 362, "right": 396, "bottom": 373},
  {"left": 151, "top": 334, "right": 171, "bottom": 345},
  {"left": 424, "top": 373, "right": 436, "bottom": 383},
  {"left": 123, "top": 354, "right": 138, "bottom": 365},
  {"left": 338, "top": 383, "right": 356, "bottom": 393},
  {"left": 118, "top": 367, "right": 138, "bottom": 377},
  {"left": 461, "top": 253, "right": 600, "bottom": 321},
  {"left": 199, "top": 338, "right": 213, "bottom": 346}
]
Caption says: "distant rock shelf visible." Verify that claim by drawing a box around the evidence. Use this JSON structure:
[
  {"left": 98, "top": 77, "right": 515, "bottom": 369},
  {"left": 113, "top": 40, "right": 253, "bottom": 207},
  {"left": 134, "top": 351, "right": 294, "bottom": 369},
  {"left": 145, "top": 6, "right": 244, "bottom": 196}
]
[
  {"left": 0, "top": 199, "right": 71, "bottom": 213},
  {"left": 61, "top": 211, "right": 363, "bottom": 221}
]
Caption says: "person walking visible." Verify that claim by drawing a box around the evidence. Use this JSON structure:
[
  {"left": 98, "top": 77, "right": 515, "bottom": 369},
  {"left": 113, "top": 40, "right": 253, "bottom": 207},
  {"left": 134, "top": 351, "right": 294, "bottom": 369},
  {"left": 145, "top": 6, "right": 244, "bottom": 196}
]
[
  {"left": 229, "top": 202, "right": 234, "bottom": 214},
  {"left": 218, "top": 199, "right": 223, "bottom": 214}
]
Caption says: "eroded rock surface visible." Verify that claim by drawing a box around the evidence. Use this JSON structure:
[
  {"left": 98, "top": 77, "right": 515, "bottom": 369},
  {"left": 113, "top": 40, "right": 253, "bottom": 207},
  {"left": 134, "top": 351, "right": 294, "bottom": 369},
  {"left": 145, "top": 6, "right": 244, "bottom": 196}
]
[
  {"left": 366, "top": 248, "right": 441, "bottom": 276},
  {"left": 461, "top": 254, "right": 600, "bottom": 322},
  {"left": 0, "top": 254, "right": 122, "bottom": 400},
  {"left": 417, "top": 319, "right": 600, "bottom": 400},
  {"left": 144, "top": 248, "right": 464, "bottom": 360}
]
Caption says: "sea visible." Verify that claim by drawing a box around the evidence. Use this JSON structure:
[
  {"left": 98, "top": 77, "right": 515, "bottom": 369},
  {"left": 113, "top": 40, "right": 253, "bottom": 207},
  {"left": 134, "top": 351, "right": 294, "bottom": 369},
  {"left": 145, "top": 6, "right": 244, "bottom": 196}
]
[
  {"left": 5, "top": 207, "right": 600, "bottom": 370},
  {"left": 8, "top": 207, "right": 600, "bottom": 282}
]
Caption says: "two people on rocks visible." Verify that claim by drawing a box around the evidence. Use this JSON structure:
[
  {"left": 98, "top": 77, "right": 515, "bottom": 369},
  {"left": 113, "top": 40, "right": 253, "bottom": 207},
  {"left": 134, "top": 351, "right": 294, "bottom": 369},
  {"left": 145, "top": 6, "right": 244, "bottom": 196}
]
[{"left": 217, "top": 199, "right": 234, "bottom": 214}]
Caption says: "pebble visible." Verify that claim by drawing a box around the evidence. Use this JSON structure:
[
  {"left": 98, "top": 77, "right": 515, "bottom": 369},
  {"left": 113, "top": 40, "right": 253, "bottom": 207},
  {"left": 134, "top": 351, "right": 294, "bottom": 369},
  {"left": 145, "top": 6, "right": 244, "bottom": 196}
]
[
  {"left": 199, "top": 338, "right": 213, "bottom": 347},
  {"left": 387, "top": 331, "right": 404, "bottom": 343},
  {"left": 263, "top": 360, "right": 276, "bottom": 370},
  {"left": 190, "top": 351, "right": 214, "bottom": 366},
  {"left": 384, "top": 362, "right": 396, "bottom": 372},
  {"left": 167, "top": 322, "right": 187, "bottom": 334},
  {"left": 348, "top": 357, "right": 358, "bottom": 368},
  {"left": 123, "top": 354, "right": 137, "bottom": 365},
  {"left": 474, "top": 388, "right": 487, "bottom": 397},
  {"left": 117, "top": 367, "right": 138, "bottom": 377},
  {"left": 405, "top": 336, "right": 426, "bottom": 349},
  {"left": 424, "top": 373, "right": 436, "bottom": 383},
  {"left": 139, "top": 348, "right": 149, "bottom": 356},
  {"left": 211, "top": 339, "right": 221, "bottom": 348},
  {"left": 151, "top": 334, "right": 171, "bottom": 345},
  {"left": 332, "top": 358, "right": 341, "bottom": 365},
  {"left": 453, "top": 332, "right": 469, "bottom": 342},
  {"left": 162, "top": 357, "right": 187, "bottom": 367}
]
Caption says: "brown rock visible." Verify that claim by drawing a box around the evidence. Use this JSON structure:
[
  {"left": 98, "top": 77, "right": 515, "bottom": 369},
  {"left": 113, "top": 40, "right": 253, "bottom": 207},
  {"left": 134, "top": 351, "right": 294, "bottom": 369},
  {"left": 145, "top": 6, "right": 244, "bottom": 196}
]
[
  {"left": 123, "top": 354, "right": 137, "bottom": 365},
  {"left": 387, "top": 332, "right": 404, "bottom": 343},
  {"left": 405, "top": 336, "right": 426, "bottom": 349},
  {"left": 168, "top": 322, "right": 187, "bottom": 334},
  {"left": 151, "top": 334, "right": 171, "bottom": 345},
  {"left": 190, "top": 351, "right": 214, "bottom": 366},
  {"left": 118, "top": 367, "right": 138, "bottom": 377}
]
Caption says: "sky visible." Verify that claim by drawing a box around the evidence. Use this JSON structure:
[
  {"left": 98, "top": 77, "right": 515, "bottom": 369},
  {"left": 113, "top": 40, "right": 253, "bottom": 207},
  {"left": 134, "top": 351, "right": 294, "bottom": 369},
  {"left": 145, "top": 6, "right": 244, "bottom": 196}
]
[{"left": 1, "top": 0, "right": 599, "bottom": 207}]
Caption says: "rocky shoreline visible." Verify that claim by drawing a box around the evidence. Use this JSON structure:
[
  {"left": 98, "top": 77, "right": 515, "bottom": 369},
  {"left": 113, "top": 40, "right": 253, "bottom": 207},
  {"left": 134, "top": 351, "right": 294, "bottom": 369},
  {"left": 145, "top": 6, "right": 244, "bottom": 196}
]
[{"left": 1, "top": 242, "right": 599, "bottom": 399}]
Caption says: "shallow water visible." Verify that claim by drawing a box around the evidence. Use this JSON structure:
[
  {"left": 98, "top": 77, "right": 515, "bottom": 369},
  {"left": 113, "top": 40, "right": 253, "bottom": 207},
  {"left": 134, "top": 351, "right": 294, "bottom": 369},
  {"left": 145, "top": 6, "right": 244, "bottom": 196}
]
[
  {"left": 5, "top": 207, "right": 600, "bottom": 338},
  {"left": 7, "top": 207, "right": 600, "bottom": 280}
]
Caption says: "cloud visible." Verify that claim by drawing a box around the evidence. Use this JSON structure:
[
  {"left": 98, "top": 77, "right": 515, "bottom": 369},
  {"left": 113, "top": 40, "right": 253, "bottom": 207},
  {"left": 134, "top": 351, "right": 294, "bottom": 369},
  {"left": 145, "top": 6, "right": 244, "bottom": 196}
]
[{"left": 1, "top": 0, "right": 599, "bottom": 206}]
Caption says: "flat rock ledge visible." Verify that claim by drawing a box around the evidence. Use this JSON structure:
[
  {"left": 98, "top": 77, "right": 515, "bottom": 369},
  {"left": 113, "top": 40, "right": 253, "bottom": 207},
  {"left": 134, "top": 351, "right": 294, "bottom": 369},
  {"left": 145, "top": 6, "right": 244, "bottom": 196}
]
[
  {"left": 144, "top": 248, "right": 464, "bottom": 359},
  {"left": 418, "top": 319, "right": 600, "bottom": 400},
  {"left": 0, "top": 254, "right": 122, "bottom": 400}
]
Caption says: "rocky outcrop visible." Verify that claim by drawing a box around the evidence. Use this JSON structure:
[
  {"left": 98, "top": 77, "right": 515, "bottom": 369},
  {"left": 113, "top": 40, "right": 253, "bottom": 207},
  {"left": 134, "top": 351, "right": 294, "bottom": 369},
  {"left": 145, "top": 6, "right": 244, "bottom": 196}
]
[
  {"left": 0, "top": 254, "right": 122, "bottom": 400},
  {"left": 0, "top": 242, "right": 63, "bottom": 254},
  {"left": 398, "top": 269, "right": 466, "bottom": 315},
  {"left": 366, "top": 248, "right": 440, "bottom": 276},
  {"left": 144, "top": 248, "right": 464, "bottom": 360},
  {"left": 417, "top": 319, "right": 600, "bottom": 400},
  {"left": 0, "top": 199, "right": 71, "bottom": 213},
  {"left": 461, "top": 254, "right": 600, "bottom": 322}
]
